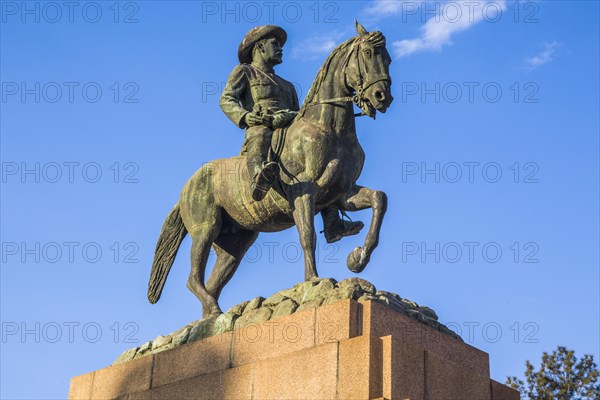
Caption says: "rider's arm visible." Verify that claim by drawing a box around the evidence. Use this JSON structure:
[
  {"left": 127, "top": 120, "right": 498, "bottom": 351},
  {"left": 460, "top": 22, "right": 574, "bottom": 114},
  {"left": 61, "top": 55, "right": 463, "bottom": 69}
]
[
  {"left": 220, "top": 65, "right": 251, "bottom": 129},
  {"left": 290, "top": 83, "right": 300, "bottom": 112}
]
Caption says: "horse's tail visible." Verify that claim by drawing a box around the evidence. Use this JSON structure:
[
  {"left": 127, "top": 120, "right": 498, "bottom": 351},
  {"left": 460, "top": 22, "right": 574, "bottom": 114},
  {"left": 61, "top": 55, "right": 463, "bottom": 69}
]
[{"left": 148, "top": 205, "right": 187, "bottom": 304}]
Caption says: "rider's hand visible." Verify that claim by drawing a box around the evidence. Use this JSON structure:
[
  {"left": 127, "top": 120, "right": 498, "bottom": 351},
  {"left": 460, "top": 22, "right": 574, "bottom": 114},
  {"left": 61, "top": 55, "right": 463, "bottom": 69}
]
[{"left": 244, "top": 112, "right": 264, "bottom": 127}]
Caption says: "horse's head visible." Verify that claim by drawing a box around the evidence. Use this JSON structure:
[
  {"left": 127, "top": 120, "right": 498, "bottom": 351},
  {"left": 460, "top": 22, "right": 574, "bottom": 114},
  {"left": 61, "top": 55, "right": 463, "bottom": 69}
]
[{"left": 345, "top": 21, "right": 393, "bottom": 118}]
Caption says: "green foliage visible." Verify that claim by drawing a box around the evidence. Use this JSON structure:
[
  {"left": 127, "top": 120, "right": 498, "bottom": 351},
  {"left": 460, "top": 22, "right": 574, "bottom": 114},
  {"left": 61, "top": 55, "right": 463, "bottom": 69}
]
[{"left": 507, "top": 346, "right": 600, "bottom": 400}]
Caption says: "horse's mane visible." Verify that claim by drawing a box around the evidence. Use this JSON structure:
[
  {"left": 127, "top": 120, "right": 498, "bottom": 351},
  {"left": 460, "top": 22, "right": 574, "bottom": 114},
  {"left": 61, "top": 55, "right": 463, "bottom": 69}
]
[
  {"left": 299, "top": 37, "right": 357, "bottom": 114},
  {"left": 298, "top": 31, "right": 387, "bottom": 116}
]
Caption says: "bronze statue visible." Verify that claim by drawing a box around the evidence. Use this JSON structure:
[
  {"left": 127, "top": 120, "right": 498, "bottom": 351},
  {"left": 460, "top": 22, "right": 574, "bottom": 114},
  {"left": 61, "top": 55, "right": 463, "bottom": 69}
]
[{"left": 148, "top": 21, "right": 393, "bottom": 318}]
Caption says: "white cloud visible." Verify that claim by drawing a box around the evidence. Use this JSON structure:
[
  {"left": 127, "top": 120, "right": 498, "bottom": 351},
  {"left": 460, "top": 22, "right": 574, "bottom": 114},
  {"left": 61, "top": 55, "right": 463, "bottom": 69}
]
[
  {"left": 376, "top": 0, "right": 507, "bottom": 58},
  {"left": 290, "top": 31, "right": 347, "bottom": 61},
  {"left": 524, "top": 41, "right": 559, "bottom": 70},
  {"left": 365, "top": 0, "right": 408, "bottom": 16}
]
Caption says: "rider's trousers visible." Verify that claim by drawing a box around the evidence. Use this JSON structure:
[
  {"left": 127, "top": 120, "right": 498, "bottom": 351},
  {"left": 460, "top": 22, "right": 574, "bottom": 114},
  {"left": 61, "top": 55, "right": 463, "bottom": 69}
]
[{"left": 241, "top": 125, "right": 273, "bottom": 178}]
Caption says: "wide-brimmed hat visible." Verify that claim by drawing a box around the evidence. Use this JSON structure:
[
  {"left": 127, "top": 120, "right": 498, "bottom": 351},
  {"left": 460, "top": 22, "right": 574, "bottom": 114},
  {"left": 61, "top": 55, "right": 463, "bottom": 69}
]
[{"left": 238, "top": 25, "right": 287, "bottom": 64}]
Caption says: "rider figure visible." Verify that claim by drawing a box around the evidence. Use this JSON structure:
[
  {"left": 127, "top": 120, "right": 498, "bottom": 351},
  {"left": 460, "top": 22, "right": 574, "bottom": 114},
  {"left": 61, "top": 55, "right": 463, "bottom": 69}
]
[{"left": 220, "top": 25, "right": 363, "bottom": 243}]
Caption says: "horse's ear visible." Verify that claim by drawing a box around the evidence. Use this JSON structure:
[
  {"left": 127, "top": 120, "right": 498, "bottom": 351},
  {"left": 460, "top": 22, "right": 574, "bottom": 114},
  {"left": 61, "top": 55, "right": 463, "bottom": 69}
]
[{"left": 355, "top": 20, "right": 368, "bottom": 35}]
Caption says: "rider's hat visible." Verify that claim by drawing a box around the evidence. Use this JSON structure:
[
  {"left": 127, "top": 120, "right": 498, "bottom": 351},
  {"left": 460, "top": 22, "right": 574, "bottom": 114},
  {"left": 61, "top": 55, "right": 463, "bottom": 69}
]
[{"left": 238, "top": 25, "right": 287, "bottom": 64}]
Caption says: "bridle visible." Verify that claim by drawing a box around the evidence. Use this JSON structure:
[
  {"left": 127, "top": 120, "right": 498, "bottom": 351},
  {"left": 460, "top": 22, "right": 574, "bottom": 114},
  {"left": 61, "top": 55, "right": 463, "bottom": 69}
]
[{"left": 308, "top": 37, "right": 391, "bottom": 117}]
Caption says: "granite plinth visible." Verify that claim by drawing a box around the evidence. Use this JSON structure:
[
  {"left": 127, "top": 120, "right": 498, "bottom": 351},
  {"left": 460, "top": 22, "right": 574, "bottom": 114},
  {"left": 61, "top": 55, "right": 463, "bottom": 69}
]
[{"left": 69, "top": 299, "right": 519, "bottom": 400}]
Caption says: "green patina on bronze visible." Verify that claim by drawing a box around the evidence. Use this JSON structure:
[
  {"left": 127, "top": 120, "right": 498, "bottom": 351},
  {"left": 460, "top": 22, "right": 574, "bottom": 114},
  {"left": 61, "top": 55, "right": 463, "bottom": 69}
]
[{"left": 148, "top": 21, "right": 394, "bottom": 318}]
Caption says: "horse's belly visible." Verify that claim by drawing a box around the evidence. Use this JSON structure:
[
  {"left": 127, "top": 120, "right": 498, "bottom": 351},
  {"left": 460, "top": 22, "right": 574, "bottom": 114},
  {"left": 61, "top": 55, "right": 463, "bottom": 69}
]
[{"left": 223, "top": 197, "right": 295, "bottom": 232}]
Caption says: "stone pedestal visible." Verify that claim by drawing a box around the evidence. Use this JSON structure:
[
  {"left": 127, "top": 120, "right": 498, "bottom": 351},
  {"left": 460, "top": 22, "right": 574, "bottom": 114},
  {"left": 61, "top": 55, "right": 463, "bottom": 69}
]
[{"left": 69, "top": 299, "right": 519, "bottom": 400}]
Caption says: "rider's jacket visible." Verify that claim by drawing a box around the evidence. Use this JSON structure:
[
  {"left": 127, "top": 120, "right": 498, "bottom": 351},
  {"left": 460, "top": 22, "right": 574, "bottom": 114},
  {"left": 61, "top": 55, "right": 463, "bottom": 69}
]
[{"left": 220, "top": 63, "right": 299, "bottom": 129}]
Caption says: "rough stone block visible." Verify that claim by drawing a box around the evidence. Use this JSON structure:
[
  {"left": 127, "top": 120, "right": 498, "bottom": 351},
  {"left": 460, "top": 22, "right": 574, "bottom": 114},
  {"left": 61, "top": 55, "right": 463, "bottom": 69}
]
[
  {"left": 129, "top": 363, "right": 254, "bottom": 400},
  {"left": 68, "top": 372, "right": 94, "bottom": 400},
  {"left": 491, "top": 379, "right": 521, "bottom": 400},
  {"left": 152, "top": 331, "right": 233, "bottom": 388},
  {"left": 338, "top": 335, "right": 372, "bottom": 400},
  {"left": 381, "top": 335, "right": 425, "bottom": 400},
  {"left": 90, "top": 355, "right": 153, "bottom": 399},
  {"left": 253, "top": 342, "right": 338, "bottom": 399},
  {"left": 363, "top": 300, "right": 490, "bottom": 377},
  {"left": 425, "top": 350, "right": 491, "bottom": 400},
  {"left": 315, "top": 298, "right": 361, "bottom": 346},
  {"left": 231, "top": 307, "right": 316, "bottom": 367}
]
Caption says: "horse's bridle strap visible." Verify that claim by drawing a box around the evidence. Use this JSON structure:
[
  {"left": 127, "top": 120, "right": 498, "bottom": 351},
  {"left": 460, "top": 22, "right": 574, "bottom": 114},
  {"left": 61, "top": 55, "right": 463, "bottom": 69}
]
[
  {"left": 311, "top": 96, "right": 355, "bottom": 105},
  {"left": 306, "top": 95, "right": 364, "bottom": 117}
]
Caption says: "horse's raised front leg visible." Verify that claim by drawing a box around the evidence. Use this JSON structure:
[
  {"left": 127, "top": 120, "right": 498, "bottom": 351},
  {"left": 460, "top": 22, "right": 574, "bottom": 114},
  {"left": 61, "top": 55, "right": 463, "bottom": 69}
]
[
  {"left": 338, "top": 184, "right": 388, "bottom": 273},
  {"left": 290, "top": 182, "right": 318, "bottom": 280}
]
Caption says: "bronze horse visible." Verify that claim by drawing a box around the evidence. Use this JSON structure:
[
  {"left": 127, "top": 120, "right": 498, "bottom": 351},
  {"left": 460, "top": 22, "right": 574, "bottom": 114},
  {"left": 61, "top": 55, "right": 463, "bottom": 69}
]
[{"left": 148, "top": 22, "right": 393, "bottom": 318}]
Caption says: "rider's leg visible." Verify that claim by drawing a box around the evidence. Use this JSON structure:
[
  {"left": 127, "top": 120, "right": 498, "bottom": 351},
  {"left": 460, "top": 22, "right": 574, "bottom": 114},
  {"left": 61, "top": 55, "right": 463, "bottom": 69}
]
[
  {"left": 244, "top": 126, "right": 267, "bottom": 177},
  {"left": 321, "top": 206, "right": 364, "bottom": 244},
  {"left": 244, "top": 125, "right": 279, "bottom": 201}
]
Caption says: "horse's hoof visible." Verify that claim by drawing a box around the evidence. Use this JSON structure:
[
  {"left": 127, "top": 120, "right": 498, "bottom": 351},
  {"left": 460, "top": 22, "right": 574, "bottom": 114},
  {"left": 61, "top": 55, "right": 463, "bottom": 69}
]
[{"left": 347, "top": 246, "right": 368, "bottom": 273}]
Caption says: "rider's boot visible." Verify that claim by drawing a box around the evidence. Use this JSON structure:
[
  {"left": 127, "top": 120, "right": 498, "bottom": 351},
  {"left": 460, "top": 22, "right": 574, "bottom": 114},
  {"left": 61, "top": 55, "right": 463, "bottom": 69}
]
[
  {"left": 251, "top": 161, "right": 280, "bottom": 201},
  {"left": 321, "top": 207, "right": 364, "bottom": 244}
]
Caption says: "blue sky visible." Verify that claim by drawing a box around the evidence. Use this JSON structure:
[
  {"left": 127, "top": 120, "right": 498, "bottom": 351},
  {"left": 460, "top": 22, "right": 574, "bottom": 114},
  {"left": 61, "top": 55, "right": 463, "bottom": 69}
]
[{"left": 1, "top": 1, "right": 599, "bottom": 398}]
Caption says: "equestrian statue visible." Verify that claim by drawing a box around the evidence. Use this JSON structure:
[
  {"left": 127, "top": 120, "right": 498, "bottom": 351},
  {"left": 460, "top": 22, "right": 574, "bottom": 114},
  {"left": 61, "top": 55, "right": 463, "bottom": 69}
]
[{"left": 148, "top": 21, "right": 394, "bottom": 318}]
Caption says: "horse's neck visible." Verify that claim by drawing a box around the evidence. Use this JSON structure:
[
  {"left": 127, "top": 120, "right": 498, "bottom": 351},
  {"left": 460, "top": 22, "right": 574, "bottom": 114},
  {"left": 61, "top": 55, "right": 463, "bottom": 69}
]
[{"left": 301, "top": 60, "right": 356, "bottom": 135}]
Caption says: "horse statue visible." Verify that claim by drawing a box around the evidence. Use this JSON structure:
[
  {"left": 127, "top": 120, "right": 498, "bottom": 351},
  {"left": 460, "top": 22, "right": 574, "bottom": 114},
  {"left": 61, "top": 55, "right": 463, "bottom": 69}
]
[{"left": 148, "top": 21, "right": 393, "bottom": 318}]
